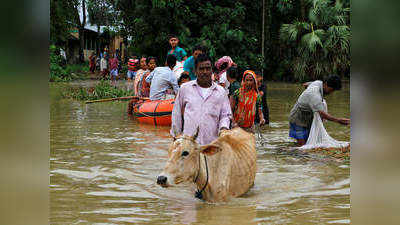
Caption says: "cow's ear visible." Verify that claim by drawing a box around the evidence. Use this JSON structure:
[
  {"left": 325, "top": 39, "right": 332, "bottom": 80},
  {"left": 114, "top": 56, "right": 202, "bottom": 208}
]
[{"left": 199, "top": 144, "right": 221, "bottom": 156}]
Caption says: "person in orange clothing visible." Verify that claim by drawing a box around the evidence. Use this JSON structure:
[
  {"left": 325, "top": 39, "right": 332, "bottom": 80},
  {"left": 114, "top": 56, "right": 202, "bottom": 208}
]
[{"left": 230, "top": 70, "right": 265, "bottom": 133}]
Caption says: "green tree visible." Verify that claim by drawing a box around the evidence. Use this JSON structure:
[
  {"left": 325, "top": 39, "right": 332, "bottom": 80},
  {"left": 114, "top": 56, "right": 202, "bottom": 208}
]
[{"left": 279, "top": 0, "right": 350, "bottom": 81}]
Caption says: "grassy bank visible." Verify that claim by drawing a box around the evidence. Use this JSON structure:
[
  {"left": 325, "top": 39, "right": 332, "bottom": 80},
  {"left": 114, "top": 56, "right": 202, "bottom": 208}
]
[{"left": 60, "top": 80, "right": 134, "bottom": 101}]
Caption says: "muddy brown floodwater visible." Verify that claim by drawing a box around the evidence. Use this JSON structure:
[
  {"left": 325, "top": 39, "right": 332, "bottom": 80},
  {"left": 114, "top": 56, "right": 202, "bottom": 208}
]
[{"left": 50, "top": 81, "right": 350, "bottom": 224}]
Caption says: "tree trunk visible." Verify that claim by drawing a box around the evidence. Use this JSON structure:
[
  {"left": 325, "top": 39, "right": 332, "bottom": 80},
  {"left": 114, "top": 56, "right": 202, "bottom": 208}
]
[
  {"left": 78, "top": 0, "right": 87, "bottom": 63},
  {"left": 79, "top": 28, "right": 85, "bottom": 63},
  {"left": 123, "top": 36, "right": 128, "bottom": 63},
  {"left": 300, "top": 0, "right": 306, "bottom": 20}
]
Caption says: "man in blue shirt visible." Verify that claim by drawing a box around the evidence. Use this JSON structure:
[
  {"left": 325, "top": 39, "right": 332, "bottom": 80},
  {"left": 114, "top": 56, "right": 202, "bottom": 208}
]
[
  {"left": 146, "top": 54, "right": 180, "bottom": 101},
  {"left": 182, "top": 45, "right": 204, "bottom": 80}
]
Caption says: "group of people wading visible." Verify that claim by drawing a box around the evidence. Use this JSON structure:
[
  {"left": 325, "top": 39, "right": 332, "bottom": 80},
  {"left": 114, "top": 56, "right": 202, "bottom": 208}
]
[{"left": 127, "top": 35, "right": 350, "bottom": 146}]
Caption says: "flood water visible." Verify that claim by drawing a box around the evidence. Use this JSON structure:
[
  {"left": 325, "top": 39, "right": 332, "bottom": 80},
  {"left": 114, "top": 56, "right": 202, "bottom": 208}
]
[{"left": 50, "top": 81, "right": 350, "bottom": 224}]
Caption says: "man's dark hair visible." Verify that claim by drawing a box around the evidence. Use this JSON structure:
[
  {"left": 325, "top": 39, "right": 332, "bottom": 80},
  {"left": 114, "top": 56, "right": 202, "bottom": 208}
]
[
  {"left": 146, "top": 56, "right": 157, "bottom": 64},
  {"left": 195, "top": 54, "right": 212, "bottom": 69},
  {"left": 168, "top": 34, "right": 178, "bottom": 40},
  {"left": 193, "top": 45, "right": 204, "bottom": 53},
  {"left": 227, "top": 66, "right": 238, "bottom": 80},
  {"left": 166, "top": 54, "right": 177, "bottom": 68},
  {"left": 325, "top": 74, "right": 342, "bottom": 90},
  {"left": 178, "top": 73, "right": 190, "bottom": 84}
]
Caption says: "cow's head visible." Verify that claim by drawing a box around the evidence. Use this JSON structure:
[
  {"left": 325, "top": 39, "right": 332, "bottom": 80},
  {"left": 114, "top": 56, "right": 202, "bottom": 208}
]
[{"left": 156, "top": 128, "right": 221, "bottom": 187}]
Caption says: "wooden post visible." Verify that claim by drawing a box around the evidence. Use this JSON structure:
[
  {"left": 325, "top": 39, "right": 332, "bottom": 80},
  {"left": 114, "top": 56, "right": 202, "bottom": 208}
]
[{"left": 262, "top": 0, "right": 265, "bottom": 78}]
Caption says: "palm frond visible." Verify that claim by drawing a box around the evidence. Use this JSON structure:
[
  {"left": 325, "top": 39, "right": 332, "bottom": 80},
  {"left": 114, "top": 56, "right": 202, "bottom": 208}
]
[{"left": 300, "top": 31, "right": 323, "bottom": 53}]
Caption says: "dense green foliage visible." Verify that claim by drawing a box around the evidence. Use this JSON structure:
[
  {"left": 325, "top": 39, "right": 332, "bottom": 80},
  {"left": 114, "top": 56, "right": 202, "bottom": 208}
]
[
  {"left": 279, "top": 0, "right": 350, "bottom": 81},
  {"left": 61, "top": 80, "right": 134, "bottom": 100},
  {"left": 50, "top": 45, "right": 89, "bottom": 82},
  {"left": 50, "top": 0, "right": 350, "bottom": 81}
]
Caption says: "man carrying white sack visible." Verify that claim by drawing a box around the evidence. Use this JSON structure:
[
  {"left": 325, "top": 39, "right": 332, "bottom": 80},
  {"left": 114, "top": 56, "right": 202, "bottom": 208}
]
[{"left": 288, "top": 75, "right": 350, "bottom": 146}]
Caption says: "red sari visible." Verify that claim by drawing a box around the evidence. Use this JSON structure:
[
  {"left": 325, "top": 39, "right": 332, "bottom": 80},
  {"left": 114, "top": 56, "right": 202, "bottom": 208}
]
[{"left": 233, "top": 70, "right": 259, "bottom": 128}]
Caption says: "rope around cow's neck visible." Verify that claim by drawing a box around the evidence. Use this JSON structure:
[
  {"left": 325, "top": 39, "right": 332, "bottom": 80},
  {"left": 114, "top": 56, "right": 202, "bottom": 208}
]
[{"left": 194, "top": 154, "right": 209, "bottom": 200}]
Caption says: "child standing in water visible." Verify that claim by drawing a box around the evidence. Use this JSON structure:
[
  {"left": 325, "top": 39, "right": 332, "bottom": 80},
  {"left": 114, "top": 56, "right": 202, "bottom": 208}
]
[
  {"left": 167, "top": 35, "right": 187, "bottom": 62},
  {"left": 230, "top": 70, "right": 265, "bottom": 132}
]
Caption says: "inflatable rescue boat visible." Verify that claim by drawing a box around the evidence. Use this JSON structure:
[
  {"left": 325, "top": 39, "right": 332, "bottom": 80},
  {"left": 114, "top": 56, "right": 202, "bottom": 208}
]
[{"left": 133, "top": 99, "right": 174, "bottom": 126}]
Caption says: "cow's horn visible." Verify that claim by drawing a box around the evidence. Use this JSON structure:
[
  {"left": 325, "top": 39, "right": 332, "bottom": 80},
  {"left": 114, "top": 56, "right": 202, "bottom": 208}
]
[{"left": 192, "top": 126, "right": 200, "bottom": 140}]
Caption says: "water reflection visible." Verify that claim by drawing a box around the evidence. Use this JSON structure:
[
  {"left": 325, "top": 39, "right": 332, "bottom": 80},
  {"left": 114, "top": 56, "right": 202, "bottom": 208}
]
[{"left": 50, "top": 82, "right": 349, "bottom": 224}]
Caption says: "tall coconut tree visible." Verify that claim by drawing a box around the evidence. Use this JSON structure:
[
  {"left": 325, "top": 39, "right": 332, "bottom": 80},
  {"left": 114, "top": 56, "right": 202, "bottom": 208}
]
[{"left": 280, "top": 0, "right": 350, "bottom": 81}]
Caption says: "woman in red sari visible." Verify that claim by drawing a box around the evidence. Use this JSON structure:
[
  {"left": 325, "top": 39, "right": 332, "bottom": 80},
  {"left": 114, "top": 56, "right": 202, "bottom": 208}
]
[{"left": 230, "top": 70, "right": 265, "bottom": 132}]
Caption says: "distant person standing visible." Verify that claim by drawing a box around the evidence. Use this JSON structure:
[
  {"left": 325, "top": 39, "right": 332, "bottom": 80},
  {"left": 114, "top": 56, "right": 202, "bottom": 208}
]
[
  {"left": 182, "top": 45, "right": 204, "bottom": 80},
  {"left": 127, "top": 57, "right": 139, "bottom": 82},
  {"left": 226, "top": 66, "right": 240, "bottom": 97},
  {"left": 109, "top": 53, "right": 119, "bottom": 85},
  {"left": 167, "top": 35, "right": 187, "bottom": 62},
  {"left": 100, "top": 54, "right": 108, "bottom": 79},
  {"left": 254, "top": 71, "right": 270, "bottom": 125},
  {"left": 89, "top": 52, "right": 96, "bottom": 74}
]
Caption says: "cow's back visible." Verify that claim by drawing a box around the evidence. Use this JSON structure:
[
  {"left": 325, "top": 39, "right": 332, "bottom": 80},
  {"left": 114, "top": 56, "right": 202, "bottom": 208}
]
[{"left": 210, "top": 128, "right": 256, "bottom": 200}]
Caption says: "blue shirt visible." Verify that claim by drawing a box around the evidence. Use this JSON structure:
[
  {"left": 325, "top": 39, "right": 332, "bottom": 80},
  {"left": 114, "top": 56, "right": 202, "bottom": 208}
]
[
  {"left": 183, "top": 56, "right": 196, "bottom": 80},
  {"left": 167, "top": 46, "right": 187, "bottom": 62},
  {"left": 146, "top": 66, "right": 180, "bottom": 101}
]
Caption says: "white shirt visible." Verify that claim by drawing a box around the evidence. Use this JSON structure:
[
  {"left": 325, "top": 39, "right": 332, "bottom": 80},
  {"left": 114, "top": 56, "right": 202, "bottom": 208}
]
[
  {"left": 218, "top": 71, "right": 230, "bottom": 95},
  {"left": 198, "top": 86, "right": 211, "bottom": 99},
  {"left": 100, "top": 58, "right": 107, "bottom": 71}
]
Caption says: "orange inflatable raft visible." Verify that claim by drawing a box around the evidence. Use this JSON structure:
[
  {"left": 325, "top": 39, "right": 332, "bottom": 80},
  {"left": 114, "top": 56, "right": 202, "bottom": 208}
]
[{"left": 133, "top": 99, "right": 174, "bottom": 126}]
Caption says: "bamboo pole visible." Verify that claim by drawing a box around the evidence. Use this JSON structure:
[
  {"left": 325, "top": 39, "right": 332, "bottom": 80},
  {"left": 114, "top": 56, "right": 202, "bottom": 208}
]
[{"left": 85, "top": 96, "right": 149, "bottom": 104}]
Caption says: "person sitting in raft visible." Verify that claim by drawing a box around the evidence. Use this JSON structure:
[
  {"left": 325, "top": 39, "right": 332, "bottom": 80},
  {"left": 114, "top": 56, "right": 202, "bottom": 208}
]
[
  {"left": 254, "top": 71, "right": 270, "bottom": 125},
  {"left": 167, "top": 35, "right": 187, "bottom": 63},
  {"left": 137, "top": 57, "right": 157, "bottom": 98},
  {"left": 289, "top": 74, "right": 350, "bottom": 146},
  {"left": 133, "top": 56, "right": 148, "bottom": 96},
  {"left": 230, "top": 70, "right": 265, "bottom": 133},
  {"left": 178, "top": 73, "right": 190, "bottom": 87},
  {"left": 146, "top": 54, "right": 179, "bottom": 101},
  {"left": 182, "top": 45, "right": 205, "bottom": 80}
]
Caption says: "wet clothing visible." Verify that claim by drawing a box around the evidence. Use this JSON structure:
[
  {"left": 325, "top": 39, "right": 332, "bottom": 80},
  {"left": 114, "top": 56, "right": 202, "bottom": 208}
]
[
  {"left": 167, "top": 46, "right": 187, "bottom": 62},
  {"left": 146, "top": 66, "right": 179, "bottom": 101},
  {"left": 289, "top": 80, "right": 325, "bottom": 128},
  {"left": 171, "top": 80, "right": 232, "bottom": 145},
  {"left": 183, "top": 56, "right": 196, "bottom": 80},
  {"left": 232, "top": 70, "right": 261, "bottom": 129},
  {"left": 289, "top": 123, "right": 310, "bottom": 140}
]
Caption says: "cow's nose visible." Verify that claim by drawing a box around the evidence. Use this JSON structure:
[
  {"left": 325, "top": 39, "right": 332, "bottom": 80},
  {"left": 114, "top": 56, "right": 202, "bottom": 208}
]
[{"left": 157, "top": 176, "right": 167, "bottom": 185}]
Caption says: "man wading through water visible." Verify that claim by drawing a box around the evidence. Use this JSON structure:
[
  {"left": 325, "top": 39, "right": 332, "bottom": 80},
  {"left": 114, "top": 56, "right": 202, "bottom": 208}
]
[
  {"left": 171, "top": 54, "right": 231, "bottom": 145},
  {"left": 288, "top": 75, "right": 350, "bottom": 146}
]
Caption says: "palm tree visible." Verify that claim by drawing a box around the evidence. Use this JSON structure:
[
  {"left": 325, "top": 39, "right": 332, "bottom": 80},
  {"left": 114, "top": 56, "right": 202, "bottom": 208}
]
[{"left": 280, "top": 0, "right": 350, "bottom": 81}]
